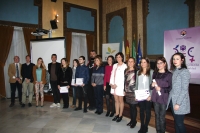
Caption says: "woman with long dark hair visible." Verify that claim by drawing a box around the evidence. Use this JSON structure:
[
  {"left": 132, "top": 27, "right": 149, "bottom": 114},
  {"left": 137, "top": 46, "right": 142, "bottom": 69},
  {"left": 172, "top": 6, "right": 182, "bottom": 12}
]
[
  {"left": 135, "top": 57, "right": 153, "bottom": 133},
  {"left": 166, "top": 53, "right": 190, "bottom": 133},
  {"left": 151, "top": 57, "right": 172, "bottom": 133},
  {"left": 57, "top": 58, "right": 72, "bottom": 108},
  {"left": 124, "top": 57, "right": 138, "bottom": 128},
  {"left": 104, "top": 55, "right": 115, "bottom": 117},
  {"left": 110, "top": 52, "right": 127, "bottom": 122}
]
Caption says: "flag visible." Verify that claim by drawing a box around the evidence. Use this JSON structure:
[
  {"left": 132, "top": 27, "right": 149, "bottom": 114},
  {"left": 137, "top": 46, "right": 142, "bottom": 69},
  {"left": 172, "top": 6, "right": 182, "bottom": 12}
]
[
  {"left": 132, "top": 37, "right": 136, "bottom": 59},
  {"left": 122, "top": 41, "right": 126, "bottom": 61},
  {"left": 137, "top": 38, "right": 142, "bottom": 67},
  {"left": 125, "top": 40, "right": 130, "bottom": 61}
]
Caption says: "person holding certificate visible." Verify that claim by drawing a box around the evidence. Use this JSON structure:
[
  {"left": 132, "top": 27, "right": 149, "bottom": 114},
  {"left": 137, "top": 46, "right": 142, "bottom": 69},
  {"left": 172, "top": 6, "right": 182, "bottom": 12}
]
[
  {"left": 104, "top": 55, "right": 115, "bottom": 117},
  {"left": 57, "top": 58, "right": 72, "bottom": 108},
  {"left": 110, "top": 52, "right": 127, "bottom": 122},
  {"left": 70, "top": 59, "right": 79, "bottom": 108},
  {"left": 32, "top": 58, "right": 46, "bottom": 107},
  {"left": 74, "top": 56, "right": 89, "bottom": 113},
  {"left": 91, "top": 55, "right": 104, "bottom": 115},
  {"left": 151, "top": 57, "right": 172, "bottom": 133},
  {"left": 124, "top": 57, "right": 138, "bottom": 128},
  {"left": 166, "top": 53, "right": 190, "bottom": 133},
  {"left": 135, "top": 57, "right": 153, "bottom": 133}
]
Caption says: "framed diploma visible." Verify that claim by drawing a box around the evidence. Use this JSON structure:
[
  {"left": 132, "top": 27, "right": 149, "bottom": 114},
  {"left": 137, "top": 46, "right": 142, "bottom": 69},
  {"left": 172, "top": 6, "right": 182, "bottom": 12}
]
[
  {"left": 71, "top": 79, "right": 75, "bottom": 85},
  {"left": 60, "top": 86, "right": 68, "bottom": 93},
  {"left": 135, "top": 89, "right": 150, "bottom": 101},
  {"left": 76, "top": 78, "right": 83, "bottom": 85}
]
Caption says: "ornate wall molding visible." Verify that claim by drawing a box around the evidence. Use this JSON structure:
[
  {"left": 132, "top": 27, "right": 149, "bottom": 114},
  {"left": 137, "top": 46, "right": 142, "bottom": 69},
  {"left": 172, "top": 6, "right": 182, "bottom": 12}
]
[
  {"left": 184, "top": 0, "right": 195, "bottom": 27},
  {"left": 99, "top": 0, "right": 103, "bottom": 55},
  {"left": 143, "top": 0, "right": 195, "bottom": 60},
  {"left": 132, "top": 0, "right": 138, "bottom": 49},
  {"left": 0, "top": 0, "right": 42, "bottom": 28},
  {"left": 106, "top": 8, "right": 127, "bottom": 43},
  {"left": 63, "top": 2, "right": 97, "bottom": 51}
]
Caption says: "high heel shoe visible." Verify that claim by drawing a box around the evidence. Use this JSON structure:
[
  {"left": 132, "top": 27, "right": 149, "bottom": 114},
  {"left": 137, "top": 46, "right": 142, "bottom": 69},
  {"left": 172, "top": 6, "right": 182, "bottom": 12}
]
[
  {"left": 109, "top": 112, "right": 114, "bottom": 117},
  {"left": 127, "top": 121, "right": 132, "bottom": 126},
  {"left": 116, "top": 116, "right": 123, "bottom": 122},
  {"left": 105, "top": 112, "right": 110, "bottom": 117},
  {"left": 112, "top": 115, "right": 119, "bottom": 121},
  {"left": 130, "top": 122, "right": 137, "bottom": 128}
]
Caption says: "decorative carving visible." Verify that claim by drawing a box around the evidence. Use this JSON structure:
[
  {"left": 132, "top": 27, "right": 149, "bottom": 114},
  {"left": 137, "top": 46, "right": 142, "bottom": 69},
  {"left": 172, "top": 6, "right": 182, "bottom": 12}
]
[
  {"left": 63, "top": 2, "right": 97, "bottom": 51},
  {"left": 34, "top": 0, "right": 42, "bottom": 6},
  {"left": 184, "top": 0, "right": 195, "bottom": 27},
  {"left": 0, "top": 0, "right": 42, "bottom": 28},
  {"left": 132, "top": 0, "right": 138, "bottom": 48},
  {"left": 106, "top": 8, "right": 127, "bottom": 43}
]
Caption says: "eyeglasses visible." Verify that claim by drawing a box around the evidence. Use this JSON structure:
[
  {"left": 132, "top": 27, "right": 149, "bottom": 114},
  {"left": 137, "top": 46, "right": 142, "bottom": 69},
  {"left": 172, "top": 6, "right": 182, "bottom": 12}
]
[{"left": 157, "top": 62, "right": 164, "bottom": 65}]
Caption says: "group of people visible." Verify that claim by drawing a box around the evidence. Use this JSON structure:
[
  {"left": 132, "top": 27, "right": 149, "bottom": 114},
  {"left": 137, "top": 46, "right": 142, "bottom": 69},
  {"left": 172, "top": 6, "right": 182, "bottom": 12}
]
[{"left": 8, "top": 50, "right": 190, "bottom": 133}]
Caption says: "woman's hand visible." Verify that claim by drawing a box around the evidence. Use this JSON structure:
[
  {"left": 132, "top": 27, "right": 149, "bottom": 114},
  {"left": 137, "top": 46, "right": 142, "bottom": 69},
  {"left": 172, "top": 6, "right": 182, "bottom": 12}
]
[
  {"left": 104, "top": 86, "right": 106, "bottom": 91},
  {"left": 67, "top": 85, "right": 70, "bottom": 89},
  {"left": 155, "top": 86, "right": 161, "bottom": 91},
  {"left": 113, "top": 84, "right": 117, "bottom": 89},
  {"left": 147, "top": 96, "right": 151, "bottom": 101},
  {"left": 58, "top": 85, "right": 60, "bottom": 90},
  {"left": 174, "top": 104, "right": 180, "bottom": 111},
  {"left": 92, "top": 83, "right": 96, "bottom": 87},
  {"left": 151, "top": 82, "right": 156, "bottom": 87}
]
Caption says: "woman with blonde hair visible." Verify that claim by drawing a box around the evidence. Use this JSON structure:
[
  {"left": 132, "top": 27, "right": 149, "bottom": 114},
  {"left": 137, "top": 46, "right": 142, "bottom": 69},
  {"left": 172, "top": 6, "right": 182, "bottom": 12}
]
[{"left": 33, "top": 57, "right": 46, "bottom": 107}]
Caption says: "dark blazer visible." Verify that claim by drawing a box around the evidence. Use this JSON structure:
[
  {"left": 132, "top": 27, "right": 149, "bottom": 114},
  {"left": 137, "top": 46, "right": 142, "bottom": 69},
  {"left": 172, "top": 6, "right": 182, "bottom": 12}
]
[
  {"left": 21, "top": 63, "right": 35, "bottom": 82},
  {"left": 48, "top": 62, "right": 60, "bottom": 80},
  {"left": 57, "top": 66, "right": 72, "bottom": 86}
]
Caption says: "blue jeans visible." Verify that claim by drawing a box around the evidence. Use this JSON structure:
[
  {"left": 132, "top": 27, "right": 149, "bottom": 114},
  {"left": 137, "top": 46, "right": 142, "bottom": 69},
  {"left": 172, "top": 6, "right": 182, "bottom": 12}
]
[
  {"left": 170, "top": 100, "right": 186, "bottom": 133},
  {"left": 72, "top": 86, "right": 77, "bottom": 105}
]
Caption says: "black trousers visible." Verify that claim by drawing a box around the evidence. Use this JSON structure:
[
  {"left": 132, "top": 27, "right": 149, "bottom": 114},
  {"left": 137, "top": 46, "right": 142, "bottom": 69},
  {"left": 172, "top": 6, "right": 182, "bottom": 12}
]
[
  {"left": 105, "top": 83, "right": 115, "bottom": 113},
  {"left": 60, "top": 83, "right": 69, "bottom": 107},
  {"left": 50, "top": 81, "right": 60, "bottom": 103},
  {"left": 94, "top": 85, "right": 104, "bottom": 113},
  {"left": 10, "top": 81, "right": 22, "bottom": 104},
  {"left": 87, "top": 84, "right": 95, "bottom": 107},
  {"left": 138, "top": 100, "right": 152, "bottom": 128},
  {"left": 77, "top": 85, "right": 88, "bottom": 111},
  {"left": 129, "top": 104, "right": 137, "bottom": 125},
  {"left": 153, "top": 102, "right": 167, "bottom": 133}
]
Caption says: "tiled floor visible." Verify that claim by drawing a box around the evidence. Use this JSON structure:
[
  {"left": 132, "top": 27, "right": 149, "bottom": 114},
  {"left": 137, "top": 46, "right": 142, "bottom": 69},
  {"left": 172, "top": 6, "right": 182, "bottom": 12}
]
[{"left": 0, "top": 98, "right": 157, "bottom": 133}]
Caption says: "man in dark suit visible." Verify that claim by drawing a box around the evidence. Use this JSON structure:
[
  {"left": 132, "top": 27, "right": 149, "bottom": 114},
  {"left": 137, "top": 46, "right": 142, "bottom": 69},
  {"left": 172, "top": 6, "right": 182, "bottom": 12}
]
[
  {"left": 21, "top": 55, "right": 35, "bottom": 107},
  {"left": 48, "top": 54, "right": 61, "bottom": 108},
  {"left": 8, "top": 56, "right": 22, "bottom": 107},
  {"left": 87, "top": 50, "right": 96, "bottom": 110}
]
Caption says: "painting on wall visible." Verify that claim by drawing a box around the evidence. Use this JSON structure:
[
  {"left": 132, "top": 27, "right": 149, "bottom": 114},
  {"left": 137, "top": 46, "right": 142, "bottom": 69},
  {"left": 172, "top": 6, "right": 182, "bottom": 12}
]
[{"left": 102, "top": 43, "right": 120, "bottom": 62}]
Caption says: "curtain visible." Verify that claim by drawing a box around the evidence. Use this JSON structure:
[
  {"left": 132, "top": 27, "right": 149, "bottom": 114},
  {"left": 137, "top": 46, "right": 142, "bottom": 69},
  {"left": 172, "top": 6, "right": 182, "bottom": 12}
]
[
  {"left": 23, "top": 27, "right": 36, "bottom": 55},
  {"left": 0, "top": 25, "right": 14, "bottom": 98},
  {"left": 4, "top": 26, "right": 27, "bottom": 98},
  {"left": 69, "top": 32, "right": 88, "bottom": 67},
  {"left": 86, "top": 34, "right": 94, "bottom": 55},
  {"left": 65, "top": 32, "right": 72, "bottom": 63}
]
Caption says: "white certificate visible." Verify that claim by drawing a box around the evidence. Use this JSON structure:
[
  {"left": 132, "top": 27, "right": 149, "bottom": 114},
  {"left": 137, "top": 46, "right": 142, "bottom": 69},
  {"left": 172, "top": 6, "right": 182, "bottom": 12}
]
[
  {"left": 71, "top": 79, "right": 75, "bottom": 85},
  {"left": 135, "top": 89, "right": 150, "bottom": 101},
  {"left": 60, "top": 86, "right": 68, "bottom": 93},
  {"left": 76, "top": 78, "right": 83, "bottom": 85}
]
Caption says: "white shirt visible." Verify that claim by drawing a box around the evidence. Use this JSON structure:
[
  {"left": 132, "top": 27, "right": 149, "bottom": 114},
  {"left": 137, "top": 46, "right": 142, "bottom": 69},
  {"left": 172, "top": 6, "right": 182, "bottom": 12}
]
[
  {"left": 138, "top": 74, "right": 149, "bottom": 90},
  {"left": 14, "top": 63, "right": 21, "bottom": 78}
]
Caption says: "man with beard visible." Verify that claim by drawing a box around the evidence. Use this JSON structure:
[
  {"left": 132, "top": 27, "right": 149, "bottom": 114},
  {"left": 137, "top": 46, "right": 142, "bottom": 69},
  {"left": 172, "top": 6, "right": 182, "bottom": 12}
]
[{"left": 87, "top": 50, "right": 97, "bottom": 110}]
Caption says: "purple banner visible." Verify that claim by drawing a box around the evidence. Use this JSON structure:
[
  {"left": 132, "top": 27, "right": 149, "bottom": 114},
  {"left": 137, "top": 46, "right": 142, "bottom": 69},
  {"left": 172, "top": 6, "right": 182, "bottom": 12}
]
[{"left": 164, "top": 27, "right": 200, "bottom": 84}]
